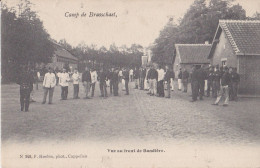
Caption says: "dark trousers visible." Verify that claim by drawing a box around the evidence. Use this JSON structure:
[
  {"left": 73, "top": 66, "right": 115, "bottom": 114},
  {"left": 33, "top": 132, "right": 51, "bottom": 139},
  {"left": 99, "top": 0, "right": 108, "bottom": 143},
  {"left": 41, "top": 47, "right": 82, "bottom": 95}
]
[
  {"left": 61, "top": 86, "right": 68, "bottom": 100},
  {"left": 191, "top": 81, "right": 199, "bottom": 101},
  {"left": 113, "top": 81, "right": 119, "bottom": 96},
  {"left": 207, "top": 80, "right": 213, "bottom": 97},
  {"left": 157, "top": 80, "right": 165, "bottom": 97},
  {"left": 140, "top": 78, "right": 144, "bottom": 90},
  {"left": 73, "top": 84, "right": 79, "bottom": 98},
  {"left": 199, "top": 81, "right": 205, "bottom": 99},
  {"left": 125, "top": 79, "right": 129, "bottom": 94},
  {"left": 110, "top": 80, "right": 114, "bottom": 94},
  {"left": 100, "top": 82, "right": 107, "bottom": 97},
  {"left": 43, "top": 87, "right": 54, "bottom": 103},
  {"left": 90, "top": 83, "right": 96, "bottom": 97},
  {"left": 20, "top": 88, "right": 30, "bottom": 111}
]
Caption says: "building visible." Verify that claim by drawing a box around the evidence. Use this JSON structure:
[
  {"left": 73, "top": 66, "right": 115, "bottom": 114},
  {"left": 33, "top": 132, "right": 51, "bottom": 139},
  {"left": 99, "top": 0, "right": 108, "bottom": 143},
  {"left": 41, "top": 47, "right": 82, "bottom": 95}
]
[
  {"left": 174, "top": 44, "right": 211, "bottom": 75},
  {"left": 47, "top": 42, "right": 78, "bottom": 71},
  {"left": 208, "top": 20, "right": 260, "bottom": 95}
]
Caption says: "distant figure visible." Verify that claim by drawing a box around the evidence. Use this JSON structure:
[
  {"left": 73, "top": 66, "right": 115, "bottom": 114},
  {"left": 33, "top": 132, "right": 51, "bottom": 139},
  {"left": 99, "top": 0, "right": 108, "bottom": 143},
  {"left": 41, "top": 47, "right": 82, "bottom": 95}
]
[
  {"left": 157, "top": 65, "right": 165, "bottom": 97},
  {"left": 112, "top": 68, "right": 119, "bottom": 96},
  {"left": 212, "top": 66, "right": 231, "bottom": 106},
  {"left": 17, "top": 65, "right": 34, "bottom": 112},
  {"left": 206, "top": 66, "right": 215, "bottom": 97},
  {"left": 133, "top": 67, "right": 140, "bottom": 89},
  {"left": 123, "top": 68, "right": 130, "bottom": 95},
  {"left": 164, "top": 65, "right": 174, "bottom": 98},
  {"left": 108, "top": 68, "right": 114, "bottom": 95},
  {"left": 42, "top": 67, "right": 56, "bottom": 104},
  {"left": 197, "top": 65, "right": 207, "bottom": 100},
  {"left": 90, "top": 68, "right": 98, "bottom": 97},
  {"left": 147, "top": 64, "right": 158, "bottom": 96},
  {"left": 230, "top": 67, "right": 240, "bottom": 101},
  {"left": 182, "top": 68, "right": 189, "bottom": 93},
  {"left": 140, "top": 67, "right": 146, "bottom": 90},
  {"left": 82, "top": 66, "right": 92, "bottom": 99},
  {"left": 213, "top": 65, "right": 221, "bottom": 98},
  {"left": 129, "top": 68, "right": 134, "bottom": 82},
  {"left": 177, "top": 68, "right": 182, "bottom": 91},
  {"left": 98, "top": 68, "right": 108, "bottom": 97},
  {"left": 72, "top": 68, "right": 80, "bottom": 99},
  {"left": 170, "top": 70, "right": 175, "bottom": 91},
  {"left": 144, "top": 66, "right": 150, "bottom": 91},
  {"left": 190, "top": 66, "right": 199, "bottom": 102},
  {"left": 59, "top": 68, "right": 70, "bottom": 100}
]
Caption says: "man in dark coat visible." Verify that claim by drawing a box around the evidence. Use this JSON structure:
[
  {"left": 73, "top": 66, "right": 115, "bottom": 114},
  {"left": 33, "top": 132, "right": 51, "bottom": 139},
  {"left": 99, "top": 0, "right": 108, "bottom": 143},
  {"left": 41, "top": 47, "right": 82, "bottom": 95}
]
[
  {"left": 207, "top": 66, "right": 215, "bottom": 97},
  {"left": 182, "top": 68, "right": 189, "bottom": 93},
  {"left": 17, "top": 65, "right": 34, "bottom": 112},
  {"left": 112, "top": 68, "right": 119, "bottom": 96},
  {"left": 82, "top": 66, "right": 92, "bottom": 99},
  {"left": 140, "top": 67, "right": 146, "bottom": 90},
  {"left": 197, "top": 65, "right": 207, "bottom": 100},
  {"left": 230, "top": 67, "right": 240, "bottom": 101},
  {"left": 213, "top": 65, "right": 221, "bottom": 98},
  {"left": 164, "top": 65, "right": 175, "bottom": 98},
  {"left": 133, "top": 67, "right": 140, "bottom": 89},
  {"left": 190, "top": 66, "right": 199, "bottom": 102}
]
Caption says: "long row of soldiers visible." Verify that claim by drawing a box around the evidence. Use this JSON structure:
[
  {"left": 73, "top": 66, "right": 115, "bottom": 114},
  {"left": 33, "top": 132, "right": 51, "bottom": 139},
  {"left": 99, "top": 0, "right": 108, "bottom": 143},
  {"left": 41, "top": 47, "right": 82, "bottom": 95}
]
[{"left": 17, "top": 62, "right": 240, "bottom": 112}]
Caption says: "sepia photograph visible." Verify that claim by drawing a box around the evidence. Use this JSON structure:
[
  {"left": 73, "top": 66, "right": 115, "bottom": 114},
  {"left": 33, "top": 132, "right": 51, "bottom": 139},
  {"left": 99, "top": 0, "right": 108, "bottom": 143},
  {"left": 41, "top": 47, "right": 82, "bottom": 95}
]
[{"left": 1, "top": 0, "right": 260, "bottom": 167}]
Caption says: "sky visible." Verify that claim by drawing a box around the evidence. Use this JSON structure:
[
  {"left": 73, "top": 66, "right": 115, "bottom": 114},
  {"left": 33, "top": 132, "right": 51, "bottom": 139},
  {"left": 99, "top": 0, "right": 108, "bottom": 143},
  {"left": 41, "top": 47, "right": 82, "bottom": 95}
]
[{"left": 4, "top": 0, "right": 260, "bottom": 48}]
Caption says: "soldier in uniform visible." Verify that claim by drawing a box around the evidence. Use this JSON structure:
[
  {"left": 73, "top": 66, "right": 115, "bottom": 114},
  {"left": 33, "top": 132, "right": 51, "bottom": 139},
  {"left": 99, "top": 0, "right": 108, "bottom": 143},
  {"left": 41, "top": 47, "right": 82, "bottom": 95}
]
[
  {"left": 197, "top": 65, "right": 207, "bottom": 100},
  {"left": 17, "top": 65, "right": 34, "bottom": 112},
  {"left": 182, "top": 68, "right": 189, "bottom": 93},
  {"left": 164, "top": 65, "right": 174, "bottom": 98},
  {"left": 206, "top": 66, "right": 215, "bottom": 97},
  {"left": 190, "top": 66, "right": 199, "bottom": 102},
  {"left": 230, "top": 67, "right": 240, "bottom": 101},
  {"left": 140, "top": 67, "right": 146, "bottom": 90},
  {"left": 212, "top": 65, "right": 221, "bottom": 98},
  {"left": 112, "top": 68, "right": 119, "bottom": 96},
  {"left": 123, "top": 68, "right": 130, "bottom": 95}
]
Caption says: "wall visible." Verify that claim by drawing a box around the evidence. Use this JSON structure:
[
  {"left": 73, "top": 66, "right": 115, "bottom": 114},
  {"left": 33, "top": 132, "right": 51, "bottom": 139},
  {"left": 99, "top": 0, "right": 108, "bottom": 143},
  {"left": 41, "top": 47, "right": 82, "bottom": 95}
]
[
  {"left": 211, "top": 31, "right": 237, "bottom": 68},
  {"left": 238, "top": 55, "right": 260, "bottom": 95}
]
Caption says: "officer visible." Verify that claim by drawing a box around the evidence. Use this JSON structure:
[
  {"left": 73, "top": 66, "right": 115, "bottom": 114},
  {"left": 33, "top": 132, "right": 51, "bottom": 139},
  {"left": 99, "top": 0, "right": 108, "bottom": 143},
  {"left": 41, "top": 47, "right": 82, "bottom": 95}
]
[
  {"left": 190, "top": 65, "right": 199, "bottom": 102},
  {"left": 206, "top": 66, "right": 215, "bottom": 97},
  {"left": 16, "top": 65, "right": 34, "bottom": 112},
  {"left": 231, "top": 67, "right": 240, "bottom": 101},
  {"left": 213, "top": 65, "right": 221, "bottom": 98}
]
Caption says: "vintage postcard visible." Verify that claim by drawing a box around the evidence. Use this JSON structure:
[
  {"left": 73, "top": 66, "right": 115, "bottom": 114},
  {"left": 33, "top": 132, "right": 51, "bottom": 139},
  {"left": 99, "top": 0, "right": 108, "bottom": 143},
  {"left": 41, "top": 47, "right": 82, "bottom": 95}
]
[{"left": 1, "top": 0, "right": 260, "bottom": 167}]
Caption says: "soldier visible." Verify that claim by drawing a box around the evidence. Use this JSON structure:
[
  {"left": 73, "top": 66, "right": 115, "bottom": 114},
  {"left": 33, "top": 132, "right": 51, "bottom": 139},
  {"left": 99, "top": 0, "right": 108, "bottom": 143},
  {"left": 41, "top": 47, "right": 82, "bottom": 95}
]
[
  {"left": 133, "top": 67, "right": 140, "bottom": 89},
  {"left": 190, "top": 66, "right": 199, "bottom": 102},
  {"left": 164, "top": 65, "right": 174, "bottom": 98},
  {"left": 98, "top": 67, "right": 108, "bottom": 98},
  {"left": 107, "top": 68, "right": 114, "bottom": 95},
  {"left": 197, "top": 65, "right": 207, "bottom": 100},
  {"left": 42, "top": 67, "right": 56, "bottom": 104},
  {"left": 123, "top": 67, "right": 130, "bottom": 95},
  {"left": 17, "top": 65, "right": 34, "bottom": 112},
  {"left": 59, "top": 68, "right": 70, "bottom": 100},
  {"left": 212, "top": 66, "right": 231, "bottom": 106},
  {"left": 140, "top": 67, "right": 146, "bottom": 90},
  {"left": 212, "top": 65, "right": 221, "bottom": 98},
  {"left": 112, "top": 68, "right": 119, "bottom": 96},
  {"left": 230, "top": 67, "right": 240, "bottom": 101},
  {"left": 182, "top": 68, "right": 189, "bottom": 93},
  {"left": 82, "top": 66, "right": 92, "bottom": 99},
  {"left": 206, "top": 66, "right": 215, "bottom": 97},
  {"left": 177, "top": 68, "right": 182, "bottom": 91}
]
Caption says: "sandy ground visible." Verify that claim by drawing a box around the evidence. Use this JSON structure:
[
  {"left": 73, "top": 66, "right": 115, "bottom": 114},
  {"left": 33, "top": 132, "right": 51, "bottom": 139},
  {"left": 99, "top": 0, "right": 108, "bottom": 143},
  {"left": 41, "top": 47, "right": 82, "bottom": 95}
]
[{"left": 1, "top": 81, "right": 260, "bottom": 145}]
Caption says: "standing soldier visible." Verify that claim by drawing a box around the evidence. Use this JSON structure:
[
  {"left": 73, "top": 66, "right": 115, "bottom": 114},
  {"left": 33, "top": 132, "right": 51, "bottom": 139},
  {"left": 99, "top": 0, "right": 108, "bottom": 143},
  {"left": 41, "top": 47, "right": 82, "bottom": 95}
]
[
  {"left": 42, "top": 67, "right": 56, "bottom": 104},
  {"left": 212, "top": 66, "right": 231, "bottom": 106},
  {"left": 157, "top": 65, "right": 165, "bottom": 97},
  {"left": 231, "top": 67, "right": 240, "bottom": 101},
  {"left": 177, "top": 68, "right": 182, "bottom": 91},
  {"left": 112, "top": 68, "right": 119, "bottom": 96},
  {"left": 72, "top": 68, "right": 80, "bottom": 99},
  {"left": 108, "top": 68, "right": 114, "bottom": 95},
  {"left": 98, "top": 67, "right": 108, "bottom": 98},
  {"left": 197, "top": 65, "right": 207, "bottom": 100},
  {"left": 212, "top": 65, "right": 221, "bottom": 98},
  {"left": 148, "top": 64, "right": 158, "bottom": 96},
  {"left": 59, "top": 68, "right": 70, "bottom": 100},
  {"left": 140, "top": 67, "right": 146, "bottom": 90},
  {"left": 164, "top": 65, "right": 174, "bottom": 98},
  {"left": 190, "top": 66, "right": 199, "bottom": 102},
  {"left": 17, "top": 65, "right": 34, "bottom": 112},
  {"left": 182, "top": 68, "right": 189, "bottom": 93},
  {"left": 82, "top": 66, "right": 92, "bottom": 99},
  {"left": 133, "top": 67, "right": 140, "bottom": 89},
  {"left": 206, "top": 66, "right": 215, "bottom": 97},
  {"left": 90, "top": 68, "right": 98, "bottom": 97},
  {"left": 123, "top": 68, "right": 130, "bottom": 95}
]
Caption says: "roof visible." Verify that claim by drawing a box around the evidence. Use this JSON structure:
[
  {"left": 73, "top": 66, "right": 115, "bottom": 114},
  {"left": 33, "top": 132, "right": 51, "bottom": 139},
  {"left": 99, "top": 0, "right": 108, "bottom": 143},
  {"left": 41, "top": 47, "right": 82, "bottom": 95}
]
[
  {"left": 53, "top": 42, "right": 78, "bottom": 61},
  {"left": 209, "top": 20, "right": 260, "bottom": 58},
  {"left": 175, "top": 44, "right": 211, "bottom": 64}
]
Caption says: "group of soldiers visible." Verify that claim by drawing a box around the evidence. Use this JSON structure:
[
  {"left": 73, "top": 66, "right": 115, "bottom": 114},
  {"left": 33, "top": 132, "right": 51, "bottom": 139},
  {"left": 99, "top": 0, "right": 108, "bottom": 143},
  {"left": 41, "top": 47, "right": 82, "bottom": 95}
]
[
  {"left": 178, "top": 64, "right": 240, "bottom": 106},
  {"left": 17, "top": 62, "right": 240, "bottom": 112}
]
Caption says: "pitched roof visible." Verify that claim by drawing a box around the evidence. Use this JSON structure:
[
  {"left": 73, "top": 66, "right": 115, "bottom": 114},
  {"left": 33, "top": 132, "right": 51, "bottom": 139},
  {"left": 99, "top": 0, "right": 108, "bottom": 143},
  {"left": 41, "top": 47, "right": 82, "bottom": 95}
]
[
  {"left": 209, "top": 20, "right": 260, "bottom": 58},
  {"left": 175, "top": 44, "right": 211, "bottom": 64},
  {"left": 53, "top": 42, "right": 78, "bottom": 61}
]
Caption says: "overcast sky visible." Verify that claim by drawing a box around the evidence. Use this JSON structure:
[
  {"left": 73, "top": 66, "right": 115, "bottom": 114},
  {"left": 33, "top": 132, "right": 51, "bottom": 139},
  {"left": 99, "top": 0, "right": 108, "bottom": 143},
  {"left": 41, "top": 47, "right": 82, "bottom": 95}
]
[{"left": 5, "top": 0, "right": 260, "bottom": 48}]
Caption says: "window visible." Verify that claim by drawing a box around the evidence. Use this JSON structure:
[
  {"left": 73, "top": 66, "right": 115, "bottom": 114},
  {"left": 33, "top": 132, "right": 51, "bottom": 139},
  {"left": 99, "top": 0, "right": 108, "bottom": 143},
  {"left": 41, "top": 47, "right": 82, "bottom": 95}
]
[{"left": 222, "top": 60, "right": 226, "bottom": 66}]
